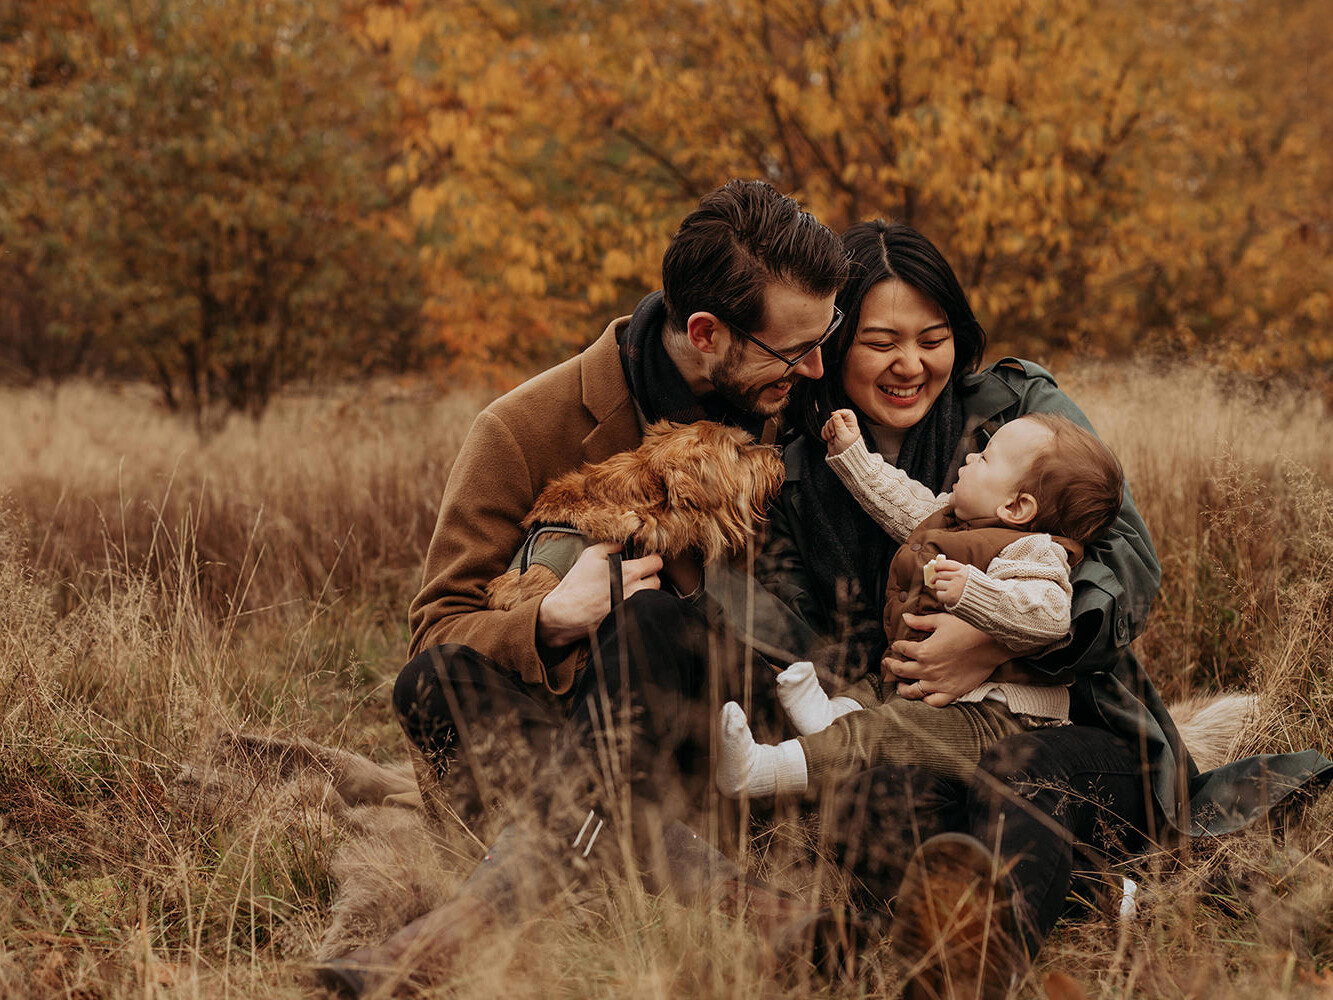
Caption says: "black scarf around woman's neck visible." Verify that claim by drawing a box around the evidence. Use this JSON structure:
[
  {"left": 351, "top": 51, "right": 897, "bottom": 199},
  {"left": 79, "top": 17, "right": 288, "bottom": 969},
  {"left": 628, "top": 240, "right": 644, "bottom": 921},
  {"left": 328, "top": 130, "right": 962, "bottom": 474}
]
[
  {"left": 618, "top": 291, "right": 766, "bottom": 439},
  {"left": 794, "top": 379, "right": 965, "bottom": 661}
]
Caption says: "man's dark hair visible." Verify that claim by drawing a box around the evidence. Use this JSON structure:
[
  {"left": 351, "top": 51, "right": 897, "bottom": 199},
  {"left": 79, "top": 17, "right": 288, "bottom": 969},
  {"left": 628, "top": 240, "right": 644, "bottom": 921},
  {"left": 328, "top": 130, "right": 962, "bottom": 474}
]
[{"left": 660, "top": 180, "right": 848, "bottom": 336}]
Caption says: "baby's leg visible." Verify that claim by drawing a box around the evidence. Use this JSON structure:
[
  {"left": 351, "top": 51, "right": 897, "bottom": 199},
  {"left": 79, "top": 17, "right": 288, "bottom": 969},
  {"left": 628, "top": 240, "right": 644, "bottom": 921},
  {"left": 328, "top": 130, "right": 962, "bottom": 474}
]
[
  {"left": 776, "top": 661, "right": 869, "bottom": 735},
  {"left": 715, "top": 702, "right": 808, "bottom": 798},
  {"left": 799, "top": 698, "right": 1026, "bottom": 787}
]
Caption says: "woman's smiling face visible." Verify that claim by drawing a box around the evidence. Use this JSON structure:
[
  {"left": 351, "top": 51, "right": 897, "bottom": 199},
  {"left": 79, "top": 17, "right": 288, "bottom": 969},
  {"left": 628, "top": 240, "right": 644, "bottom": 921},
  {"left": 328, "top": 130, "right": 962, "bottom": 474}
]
[{"left": 841, "top": 279, "right": 956, "bottom": 431}]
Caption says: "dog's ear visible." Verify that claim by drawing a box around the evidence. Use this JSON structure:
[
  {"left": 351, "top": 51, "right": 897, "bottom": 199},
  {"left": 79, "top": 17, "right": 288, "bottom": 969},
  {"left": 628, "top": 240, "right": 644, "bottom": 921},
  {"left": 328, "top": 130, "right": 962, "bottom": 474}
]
[{"left": 641, "top": 428, "right": 707, "bottom": 509}]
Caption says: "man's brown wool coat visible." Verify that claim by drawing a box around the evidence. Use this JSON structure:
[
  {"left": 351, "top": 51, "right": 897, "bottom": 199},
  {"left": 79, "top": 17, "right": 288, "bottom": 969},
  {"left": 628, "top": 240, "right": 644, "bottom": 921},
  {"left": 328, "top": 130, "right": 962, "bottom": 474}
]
[{"left": 409, "top": 321, "right": 641, "bottom": 695}]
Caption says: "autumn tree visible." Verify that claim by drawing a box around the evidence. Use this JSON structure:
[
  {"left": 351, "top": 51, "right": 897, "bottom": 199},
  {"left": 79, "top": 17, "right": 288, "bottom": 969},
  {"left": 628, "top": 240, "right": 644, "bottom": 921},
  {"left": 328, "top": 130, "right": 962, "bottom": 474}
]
[
  {"left": 375, "top": 0, "right": 1331, "bottom": 382},
  {"left": 0, "top": 0, "right": 102, "bottom": 384},
  {"left": 1, "top": 0, "right": 423, "bottom": 421},
  {"left": 1122, "top": 0, "right": 1333, "bottom": 378},
  {"left": 6, "top": 1, "right": 1327, "bottom": 393}
]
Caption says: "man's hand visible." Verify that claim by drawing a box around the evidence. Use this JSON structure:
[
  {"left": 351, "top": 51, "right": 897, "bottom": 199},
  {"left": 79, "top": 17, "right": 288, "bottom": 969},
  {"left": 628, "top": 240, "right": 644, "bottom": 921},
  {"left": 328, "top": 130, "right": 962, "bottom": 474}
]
[
  {"left": 884, "top": 612, "right": 1010, "bottom": 707},
  {"left": 820, "top": 408, "right": 861, "bottom": 456},
  {"left": 536, "top": 542, "right": 663, "bottom": 647}
]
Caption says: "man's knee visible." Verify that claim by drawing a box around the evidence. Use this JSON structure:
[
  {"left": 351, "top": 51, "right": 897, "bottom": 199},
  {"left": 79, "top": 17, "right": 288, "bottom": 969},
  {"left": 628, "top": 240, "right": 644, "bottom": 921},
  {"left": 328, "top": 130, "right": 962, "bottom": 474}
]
[
  {"left": 393, "top": 652, "right": 433, "bottom": 723},
  {"left": 392, "top": 643, "right": 483, "bottom": 730},
  {"left": 572, "top": 592, "right": 710, "bottom": 717}
]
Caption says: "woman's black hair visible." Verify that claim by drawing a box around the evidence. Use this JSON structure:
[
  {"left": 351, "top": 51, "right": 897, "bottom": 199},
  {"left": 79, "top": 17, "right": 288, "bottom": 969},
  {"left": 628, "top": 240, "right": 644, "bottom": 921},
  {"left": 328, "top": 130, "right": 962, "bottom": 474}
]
[{"left": 793, "top": 220, "right": 987, "bottom": 440}]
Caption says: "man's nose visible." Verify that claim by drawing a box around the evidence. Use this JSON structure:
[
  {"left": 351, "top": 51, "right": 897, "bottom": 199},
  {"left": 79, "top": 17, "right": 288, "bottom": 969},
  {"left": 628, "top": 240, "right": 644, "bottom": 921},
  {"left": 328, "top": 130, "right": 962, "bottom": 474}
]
[{"left": 793, "top": 346, "right": 824, "bottom": 380}]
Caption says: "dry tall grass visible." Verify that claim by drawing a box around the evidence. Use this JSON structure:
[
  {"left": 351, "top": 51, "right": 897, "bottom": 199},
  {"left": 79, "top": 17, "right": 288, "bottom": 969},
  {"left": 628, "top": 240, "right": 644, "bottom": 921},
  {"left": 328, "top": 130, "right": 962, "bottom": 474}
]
[{"left": 1, "top": 364, "right": 1331, "bottom": 999}]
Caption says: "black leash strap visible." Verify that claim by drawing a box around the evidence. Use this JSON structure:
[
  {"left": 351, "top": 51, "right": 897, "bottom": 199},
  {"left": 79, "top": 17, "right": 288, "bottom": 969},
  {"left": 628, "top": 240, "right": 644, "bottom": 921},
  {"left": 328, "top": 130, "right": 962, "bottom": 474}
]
[{"left": 607, "top": 551, "right": 624, "bottom": 610}]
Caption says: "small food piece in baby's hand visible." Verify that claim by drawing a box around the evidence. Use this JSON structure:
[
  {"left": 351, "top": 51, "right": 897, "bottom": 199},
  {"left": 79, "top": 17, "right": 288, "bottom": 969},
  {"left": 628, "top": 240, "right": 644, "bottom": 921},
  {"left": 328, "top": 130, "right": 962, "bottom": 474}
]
[{"left": 921, "top": 553, "right": 947, "bottom": 587}]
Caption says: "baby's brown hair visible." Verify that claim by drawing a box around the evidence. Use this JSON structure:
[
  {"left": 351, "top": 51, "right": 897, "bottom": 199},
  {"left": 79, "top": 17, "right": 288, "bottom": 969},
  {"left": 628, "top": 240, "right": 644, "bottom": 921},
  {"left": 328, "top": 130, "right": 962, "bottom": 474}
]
[{"left": 1018, "top": 413, "right": 1124, "bottom": 547}]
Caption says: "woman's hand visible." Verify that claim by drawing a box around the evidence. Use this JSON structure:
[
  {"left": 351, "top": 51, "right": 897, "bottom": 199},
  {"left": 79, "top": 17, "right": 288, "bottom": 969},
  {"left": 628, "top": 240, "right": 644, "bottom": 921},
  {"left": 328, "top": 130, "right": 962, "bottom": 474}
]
[{"left": 884, "top": 612, "right": 1010, "bottom": 707}]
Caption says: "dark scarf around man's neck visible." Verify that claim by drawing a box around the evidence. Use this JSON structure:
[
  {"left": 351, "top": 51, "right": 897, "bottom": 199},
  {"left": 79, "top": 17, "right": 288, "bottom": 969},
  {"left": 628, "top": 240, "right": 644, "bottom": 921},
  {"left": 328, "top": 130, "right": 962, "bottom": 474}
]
[{"left": 618, "top": 290, "right": 766, "bottom": 440}]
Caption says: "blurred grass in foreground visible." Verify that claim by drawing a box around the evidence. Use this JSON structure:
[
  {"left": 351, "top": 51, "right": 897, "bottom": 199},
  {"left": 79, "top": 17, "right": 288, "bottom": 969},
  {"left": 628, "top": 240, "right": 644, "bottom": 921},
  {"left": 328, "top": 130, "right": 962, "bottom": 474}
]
[{"left": 0, "top": 362, "right": 1330, "bottom": 998}]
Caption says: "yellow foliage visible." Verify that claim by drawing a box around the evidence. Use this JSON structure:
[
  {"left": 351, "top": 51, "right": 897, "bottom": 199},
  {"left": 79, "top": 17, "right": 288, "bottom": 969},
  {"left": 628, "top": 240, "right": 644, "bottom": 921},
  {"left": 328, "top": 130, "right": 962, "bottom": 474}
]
[
  {"left": 600, "top": 250, "right": 637, "bottom": 283},
  {"left": 4, "top": 0, "right": 1328, "bottom": 388},
  {"left": 0, "top": 0, "right": 423, "bottom": 414}
]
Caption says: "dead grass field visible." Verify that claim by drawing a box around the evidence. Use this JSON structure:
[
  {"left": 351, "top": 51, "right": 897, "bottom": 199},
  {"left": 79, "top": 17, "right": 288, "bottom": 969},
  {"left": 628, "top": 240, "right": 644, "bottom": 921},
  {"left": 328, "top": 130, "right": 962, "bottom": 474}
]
[{"left": 1, "top": 362, "right": 1331, "bottom": 999}]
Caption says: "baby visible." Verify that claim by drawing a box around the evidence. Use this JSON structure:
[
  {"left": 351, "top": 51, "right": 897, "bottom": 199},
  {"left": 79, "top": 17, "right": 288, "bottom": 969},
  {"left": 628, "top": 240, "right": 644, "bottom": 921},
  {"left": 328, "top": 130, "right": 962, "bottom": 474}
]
[{"left": 717, "top": 408, "right": 1124, "bottom": 796}]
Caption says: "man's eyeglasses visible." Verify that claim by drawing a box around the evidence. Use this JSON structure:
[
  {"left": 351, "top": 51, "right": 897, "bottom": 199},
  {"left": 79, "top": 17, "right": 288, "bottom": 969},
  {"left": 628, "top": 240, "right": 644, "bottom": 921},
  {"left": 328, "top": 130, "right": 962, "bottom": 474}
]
[{"left": 726, "top": 306, "right": 844, "bottom": 373}]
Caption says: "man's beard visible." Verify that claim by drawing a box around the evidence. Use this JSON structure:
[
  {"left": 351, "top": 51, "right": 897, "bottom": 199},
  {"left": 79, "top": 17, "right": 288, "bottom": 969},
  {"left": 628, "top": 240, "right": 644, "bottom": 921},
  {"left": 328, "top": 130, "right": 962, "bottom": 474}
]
[{"left": 709, "top": 351, "right": 796, "bottom": 418}]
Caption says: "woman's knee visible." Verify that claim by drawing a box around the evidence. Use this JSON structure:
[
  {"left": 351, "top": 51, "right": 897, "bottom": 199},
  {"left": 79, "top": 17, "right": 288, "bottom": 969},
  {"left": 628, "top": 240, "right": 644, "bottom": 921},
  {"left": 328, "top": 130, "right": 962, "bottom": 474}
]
[
  {"left": 968, "top": 727, "right": 1146, "bottom": 853},
  {"left": 819, "top": 765, "right": 965, "bottom": 904},
  {"left": 827, "top": 766, "right": 966, "bottom": 850},
  {"left": 968, "top": 733, "right": 1073, "bottom": 847},
  {"left": 974, "top": 727, "right": 1140, "bottom": 800},
  {"left": 974, "top": 731, "right": 1053, "bottom": 786}
]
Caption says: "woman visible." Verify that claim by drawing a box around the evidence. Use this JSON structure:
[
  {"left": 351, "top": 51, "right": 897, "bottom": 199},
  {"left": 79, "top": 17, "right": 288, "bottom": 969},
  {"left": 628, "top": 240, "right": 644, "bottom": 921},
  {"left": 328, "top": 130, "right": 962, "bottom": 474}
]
[{"left": 758, "top": 221, "right": 1330, "bottom": 992}]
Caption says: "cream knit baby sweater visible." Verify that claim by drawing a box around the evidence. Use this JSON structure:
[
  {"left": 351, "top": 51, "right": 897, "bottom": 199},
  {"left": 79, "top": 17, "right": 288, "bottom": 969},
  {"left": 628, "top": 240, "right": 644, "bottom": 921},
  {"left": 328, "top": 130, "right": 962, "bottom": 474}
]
[{"left": 827, "top": 438, "right": 1074, "bottom": 722}]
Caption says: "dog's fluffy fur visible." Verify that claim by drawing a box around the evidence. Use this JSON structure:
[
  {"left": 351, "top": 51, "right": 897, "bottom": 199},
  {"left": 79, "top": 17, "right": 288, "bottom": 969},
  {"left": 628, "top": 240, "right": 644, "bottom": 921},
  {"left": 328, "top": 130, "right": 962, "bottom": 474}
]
[
  {"left": 486, "top": 420, "right": 784, "bottom": 610},
  {"left": 1165, "top": 692, "right": 1259, "bottom": 772}
]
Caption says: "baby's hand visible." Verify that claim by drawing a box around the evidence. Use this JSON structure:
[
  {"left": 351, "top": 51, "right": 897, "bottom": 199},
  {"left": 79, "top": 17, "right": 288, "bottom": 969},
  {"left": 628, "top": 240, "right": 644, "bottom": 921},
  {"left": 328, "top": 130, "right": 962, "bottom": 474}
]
[
  {"left": 821, "top": 408, "right": 861, "bottom": 456},
  {"left": 925, "top": 557, "right": 969, "bottom": 606}
]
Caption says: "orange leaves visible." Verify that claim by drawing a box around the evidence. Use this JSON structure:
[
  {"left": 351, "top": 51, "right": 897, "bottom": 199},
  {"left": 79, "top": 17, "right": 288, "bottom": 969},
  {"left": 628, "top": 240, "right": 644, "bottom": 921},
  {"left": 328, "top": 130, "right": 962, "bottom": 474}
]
[
  {"left": 6, "top": 0, "right": 1325, "bottom": 392},
  {"left": 390, "top": 0, "right": 1187, "bottom": 367},
  {"left": 0, "top": 0, "right": 424, "bottom": 416}
]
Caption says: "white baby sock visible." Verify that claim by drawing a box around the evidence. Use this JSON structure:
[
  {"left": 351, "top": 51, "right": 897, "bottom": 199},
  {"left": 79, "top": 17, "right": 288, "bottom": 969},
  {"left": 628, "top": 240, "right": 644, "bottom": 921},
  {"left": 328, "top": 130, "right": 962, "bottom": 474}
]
[
  {"left": 776, "top": 661, "right": 862, "bottom": 735},
  {"left": 716, "top": 702, "right": 808, "bottom": 798}
]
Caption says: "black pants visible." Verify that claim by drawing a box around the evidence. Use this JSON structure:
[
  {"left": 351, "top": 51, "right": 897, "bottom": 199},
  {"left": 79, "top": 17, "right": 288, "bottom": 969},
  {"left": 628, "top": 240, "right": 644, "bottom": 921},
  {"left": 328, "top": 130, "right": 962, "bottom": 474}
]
[
  {"left": 397, "top": 601, "right": 1148, "bottom": 956},
  {"left": 821, "top": 724, "right": 1151, "bottom": 955},
  {"left": 394, "top": 590, "right": 778, "bottom": 818}
]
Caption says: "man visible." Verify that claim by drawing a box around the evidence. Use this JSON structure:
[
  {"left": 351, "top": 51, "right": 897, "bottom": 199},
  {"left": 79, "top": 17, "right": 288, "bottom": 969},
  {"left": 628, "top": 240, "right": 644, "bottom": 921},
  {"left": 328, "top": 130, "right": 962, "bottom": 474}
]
[
  {"left": 314, "top": 181, "right": 847, "bottom": 997},
  {"left": 394, "top": 178, "right": 846, "bottom": 799}
]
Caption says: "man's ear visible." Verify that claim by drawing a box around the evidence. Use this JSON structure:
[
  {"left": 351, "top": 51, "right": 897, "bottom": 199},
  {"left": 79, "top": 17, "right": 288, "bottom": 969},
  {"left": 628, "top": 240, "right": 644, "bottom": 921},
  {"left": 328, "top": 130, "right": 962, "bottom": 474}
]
[
  {"left": 685, "top": 311, "right": 726, "bottom": 356},
  {"left": 996, "top": 492, "right": 1038, "bottom": 528}
]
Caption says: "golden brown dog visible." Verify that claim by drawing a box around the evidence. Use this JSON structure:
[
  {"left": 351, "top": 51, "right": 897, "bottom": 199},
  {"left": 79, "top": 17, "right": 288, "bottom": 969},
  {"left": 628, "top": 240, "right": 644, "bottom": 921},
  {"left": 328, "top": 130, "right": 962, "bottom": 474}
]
[{"left": 486, "top": 420, "right": 785, "bottom": 610}]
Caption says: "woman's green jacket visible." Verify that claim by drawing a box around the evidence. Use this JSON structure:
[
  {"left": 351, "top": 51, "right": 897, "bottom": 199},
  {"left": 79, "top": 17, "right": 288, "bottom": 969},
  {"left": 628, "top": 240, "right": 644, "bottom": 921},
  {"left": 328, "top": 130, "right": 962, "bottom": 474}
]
[{"left": 745, "top": 357, "right": 1330, "bottom": 838}]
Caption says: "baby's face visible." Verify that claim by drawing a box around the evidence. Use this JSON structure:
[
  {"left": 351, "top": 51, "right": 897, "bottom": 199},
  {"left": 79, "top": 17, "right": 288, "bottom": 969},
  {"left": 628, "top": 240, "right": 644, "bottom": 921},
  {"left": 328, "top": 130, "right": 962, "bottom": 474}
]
[{"left": 952, "top": 418, "right": 1053, "bottom": 524}]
